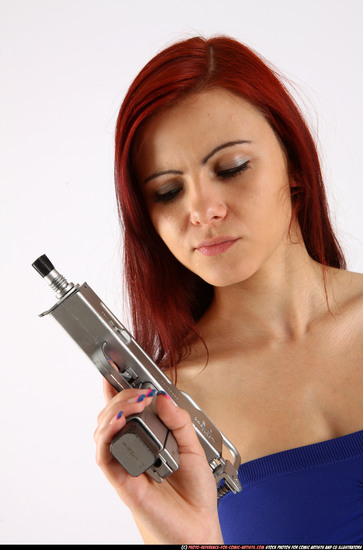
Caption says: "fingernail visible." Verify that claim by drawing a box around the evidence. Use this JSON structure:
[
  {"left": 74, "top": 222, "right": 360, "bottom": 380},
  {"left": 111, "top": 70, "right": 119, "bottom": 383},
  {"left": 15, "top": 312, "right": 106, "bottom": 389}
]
[
  {"left": 126, "top": 390, "right": 156, "bottom": 404},
  {"left": 111, "top": 410, "right": 123, "bottom": 424},
  {"left": 157, "top": 390, "right": 171, "bottom": 400}
]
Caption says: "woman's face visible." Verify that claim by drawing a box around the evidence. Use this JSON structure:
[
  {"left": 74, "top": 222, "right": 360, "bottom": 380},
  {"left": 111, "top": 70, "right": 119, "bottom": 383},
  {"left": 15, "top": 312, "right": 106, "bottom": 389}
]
[{"left": 135, "top": 88, "right": 295, "bottom": 287}]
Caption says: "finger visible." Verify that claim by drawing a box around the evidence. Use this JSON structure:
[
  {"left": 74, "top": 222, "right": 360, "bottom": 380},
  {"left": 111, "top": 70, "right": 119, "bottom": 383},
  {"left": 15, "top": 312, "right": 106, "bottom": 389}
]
[
  {"left": 155, "top": 393, "right": 205, "bottom": 458},
  {"left": 94, "top": 388, "right": 158, "bottom": 441},
  {"left": 94, "top": 400, "right": 152, "bottom": 497},
  {"left": 154, "top": 394, "right": 217, "bottom": 508},
  {"left": 94, "top": 409, "right": 134, "bottom": 491},
  {"left": 103, "top": 377, "right": 119, "bottom": 403},
  {"left": 98, "top": 387, "right": 152, "bottom": 426},
  {"left": 95, "top": 408, "right": 127, "bottom": 465},
  {"left": 95, "top": 402, "right": 146, "bottom": 469}
]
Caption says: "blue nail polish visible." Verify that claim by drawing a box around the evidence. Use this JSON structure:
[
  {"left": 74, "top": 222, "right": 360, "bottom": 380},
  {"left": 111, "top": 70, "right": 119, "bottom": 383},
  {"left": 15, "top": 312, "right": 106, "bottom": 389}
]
[
  {"left": 137, "top": 394, "right": 146, "bottom": 402},
  {"left": 156, "top": 390, "right": 170, "bottom": 399},
  {"left": 146, "top": 389, "right": 156, "bottom": 397},
  {"left": 116, "top": 410, "right": 123, "bottom": 419}
]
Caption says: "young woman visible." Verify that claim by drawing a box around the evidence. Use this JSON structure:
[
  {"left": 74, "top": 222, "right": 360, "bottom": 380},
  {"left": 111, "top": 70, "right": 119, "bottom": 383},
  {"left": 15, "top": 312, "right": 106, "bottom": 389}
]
[{"left": 94, "top": 36, "right": 363, "bottom": 544}]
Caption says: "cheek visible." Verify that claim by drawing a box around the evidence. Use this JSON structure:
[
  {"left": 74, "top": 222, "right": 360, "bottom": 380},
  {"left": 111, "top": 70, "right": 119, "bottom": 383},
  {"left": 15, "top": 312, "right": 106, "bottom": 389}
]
[
  {"left": 150, "top": 209, "right": 183, "bottom": 251},
  {"left": 247, "top": 169, "right": 291, "bottom": 213},
  {"left": 232, "top": 177, "right": 292, "bottom": 243},
  {"left": 270, "top": 181, "right": 293, "bottom": 225}
]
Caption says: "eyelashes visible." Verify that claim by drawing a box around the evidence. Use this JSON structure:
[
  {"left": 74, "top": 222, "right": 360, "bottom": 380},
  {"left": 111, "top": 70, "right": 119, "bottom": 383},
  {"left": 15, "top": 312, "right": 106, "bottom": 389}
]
[
  {"left": 216, "top": 159, "right": 250, "bottom": 179},
  {"left": 153, "top": 160, "right": 250, "bottom": 205},
  {"left": 154, "top": 186, "right": 182, "bottom": 204}
]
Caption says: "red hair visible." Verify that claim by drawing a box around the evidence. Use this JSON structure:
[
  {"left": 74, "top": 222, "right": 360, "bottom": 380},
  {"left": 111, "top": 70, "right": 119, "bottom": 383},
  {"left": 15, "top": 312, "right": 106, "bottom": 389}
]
[{"left": 114, "top": 36, "right": 345, "bottom": 379}]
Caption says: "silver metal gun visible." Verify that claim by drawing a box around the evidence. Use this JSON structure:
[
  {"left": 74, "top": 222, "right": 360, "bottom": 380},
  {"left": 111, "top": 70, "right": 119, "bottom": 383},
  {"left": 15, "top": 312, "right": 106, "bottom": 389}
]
[{"left": 32, "top": 254, "right": 242, "bottom": 500}]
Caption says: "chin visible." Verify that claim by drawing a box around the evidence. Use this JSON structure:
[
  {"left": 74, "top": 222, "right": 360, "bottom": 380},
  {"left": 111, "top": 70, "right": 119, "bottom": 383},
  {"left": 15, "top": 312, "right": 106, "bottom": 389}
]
[{"left": 200, "top": 264, "right": 259, "bottom": 288}]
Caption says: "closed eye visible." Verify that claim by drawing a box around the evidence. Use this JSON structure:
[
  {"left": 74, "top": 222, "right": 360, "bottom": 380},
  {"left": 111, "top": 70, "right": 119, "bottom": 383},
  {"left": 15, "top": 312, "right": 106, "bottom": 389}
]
[
  {"left": 154, "top": 186, "right": 182, "bottom": 204},
  {"left": 217, "top": 160, "right": 250, "bottom": 179}
]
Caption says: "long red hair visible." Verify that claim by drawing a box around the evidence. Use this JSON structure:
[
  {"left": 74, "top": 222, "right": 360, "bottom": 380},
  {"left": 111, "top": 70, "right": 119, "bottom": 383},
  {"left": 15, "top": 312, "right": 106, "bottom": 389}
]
[{"left": 114, "top": 36, "right": 345, "bottom": 379}]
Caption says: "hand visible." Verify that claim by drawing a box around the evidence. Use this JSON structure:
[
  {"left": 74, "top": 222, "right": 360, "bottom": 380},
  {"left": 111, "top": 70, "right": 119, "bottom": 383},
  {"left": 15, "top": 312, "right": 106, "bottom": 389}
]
[{"left": 94, "top": 381, "right": 223, "bottom": 544}]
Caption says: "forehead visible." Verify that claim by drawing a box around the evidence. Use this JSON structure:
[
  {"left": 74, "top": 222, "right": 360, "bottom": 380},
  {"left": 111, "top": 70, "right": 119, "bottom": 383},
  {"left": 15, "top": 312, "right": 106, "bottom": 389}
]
[{"left": 134, "top": 88, "right": 271, "bottom": 174}]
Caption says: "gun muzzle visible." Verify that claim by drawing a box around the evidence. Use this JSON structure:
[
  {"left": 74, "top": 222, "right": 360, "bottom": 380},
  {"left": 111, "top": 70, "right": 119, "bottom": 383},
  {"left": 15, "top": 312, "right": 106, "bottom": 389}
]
[{"left": 32, "top": 254, "right": 74, "bottom": 299}]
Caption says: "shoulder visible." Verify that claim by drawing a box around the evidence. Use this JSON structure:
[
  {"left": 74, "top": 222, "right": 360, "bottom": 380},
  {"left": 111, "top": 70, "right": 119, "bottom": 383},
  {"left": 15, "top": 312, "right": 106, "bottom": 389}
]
[
  {"left": 327, "top": 268, "right": 363, "bottom": 338},
  {"left": 328, "top": 268, "right": 363, "bottom": 307}
]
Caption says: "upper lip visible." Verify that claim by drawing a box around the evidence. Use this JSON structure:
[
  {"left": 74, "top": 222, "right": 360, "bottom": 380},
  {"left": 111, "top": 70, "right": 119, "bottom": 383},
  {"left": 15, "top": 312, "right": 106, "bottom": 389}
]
[{"left": 195, "top": 236, "right": 239, "bottom": 249}]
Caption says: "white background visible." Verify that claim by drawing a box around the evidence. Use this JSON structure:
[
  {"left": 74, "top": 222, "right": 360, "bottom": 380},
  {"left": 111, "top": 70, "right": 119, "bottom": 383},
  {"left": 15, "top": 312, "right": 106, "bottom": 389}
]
[{"left": 1, "top": 0, "right": 362, "bottom": 544}]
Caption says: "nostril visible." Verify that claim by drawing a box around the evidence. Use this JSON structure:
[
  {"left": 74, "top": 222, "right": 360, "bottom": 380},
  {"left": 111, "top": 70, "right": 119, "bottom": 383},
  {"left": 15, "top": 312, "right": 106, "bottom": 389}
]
[
  {"left": 190, "top": 197, "right": 227, "bottom": 226},
  {"left": 206, "top": 203, "right": 227, "bottom": 222}
]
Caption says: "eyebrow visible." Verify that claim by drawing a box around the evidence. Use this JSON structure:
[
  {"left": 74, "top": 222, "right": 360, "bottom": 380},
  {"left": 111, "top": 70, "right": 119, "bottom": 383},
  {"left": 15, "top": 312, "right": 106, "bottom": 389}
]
[
  {"left": 143, "top": 140, "right": 251, "bottom": 184},
  {"left": 202, "top": 140, "right": 252, "bottom": 164},
  {"left": 144, "top": 169, "right": 183, "bottom": 185}
]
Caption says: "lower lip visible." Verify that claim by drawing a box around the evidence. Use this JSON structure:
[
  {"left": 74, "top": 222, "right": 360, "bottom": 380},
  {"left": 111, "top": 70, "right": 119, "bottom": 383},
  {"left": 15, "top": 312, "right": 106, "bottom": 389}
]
[{"left": 197, "top": 239, "right": 239, "bottom": 256}]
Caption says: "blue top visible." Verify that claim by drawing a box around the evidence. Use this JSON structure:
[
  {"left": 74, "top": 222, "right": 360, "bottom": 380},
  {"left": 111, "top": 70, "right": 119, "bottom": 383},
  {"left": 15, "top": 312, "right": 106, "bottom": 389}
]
[{"left": 218, "top": 430, "right": 363, "bottom": 544}]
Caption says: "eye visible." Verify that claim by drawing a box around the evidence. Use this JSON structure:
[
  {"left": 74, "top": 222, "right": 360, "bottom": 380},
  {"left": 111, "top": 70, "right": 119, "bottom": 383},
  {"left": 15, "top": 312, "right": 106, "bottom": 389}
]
[
  {"left": 216, "top": 160, "right": 250, "bottom": 179},
  {"left": 154, "top": 184, "right": 182, "bottom": 204}
]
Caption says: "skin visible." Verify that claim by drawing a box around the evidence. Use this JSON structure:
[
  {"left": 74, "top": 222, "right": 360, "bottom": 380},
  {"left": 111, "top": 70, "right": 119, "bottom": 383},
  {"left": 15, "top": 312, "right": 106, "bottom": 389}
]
[
  {"left": 94, "top": 385, "right": 221, "bottom": 544},
  {"left": 95, "top": 88, "right": 363, "bottom": 544}
]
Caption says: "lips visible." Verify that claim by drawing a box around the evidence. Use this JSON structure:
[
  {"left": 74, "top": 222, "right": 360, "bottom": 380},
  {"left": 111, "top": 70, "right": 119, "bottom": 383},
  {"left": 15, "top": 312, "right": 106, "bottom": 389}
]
[{"left": 196, "top": 236, "right": 240, "bottom": 256}]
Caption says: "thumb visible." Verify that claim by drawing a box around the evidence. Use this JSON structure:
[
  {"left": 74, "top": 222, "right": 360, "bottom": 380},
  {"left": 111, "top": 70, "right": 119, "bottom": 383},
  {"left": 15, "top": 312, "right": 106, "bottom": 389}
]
[{"left": 155, "top": 393, "right": 205, "bottom": 458}]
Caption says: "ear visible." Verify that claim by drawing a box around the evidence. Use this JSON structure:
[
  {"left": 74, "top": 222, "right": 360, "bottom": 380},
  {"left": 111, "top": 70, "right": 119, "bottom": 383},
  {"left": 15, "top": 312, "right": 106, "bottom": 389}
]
[
  {"left": 288, "top": 170, "right": 302, "bottom": 196},
  {"left": 288, "top": 170, "right": 299, "bottom": 189}
]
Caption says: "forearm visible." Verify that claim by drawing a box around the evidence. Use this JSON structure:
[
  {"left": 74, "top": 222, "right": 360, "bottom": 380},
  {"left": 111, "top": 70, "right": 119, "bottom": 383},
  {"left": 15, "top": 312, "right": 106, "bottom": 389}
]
[{"left": 133, "top": 509, "right": 224, "bottom": 545}]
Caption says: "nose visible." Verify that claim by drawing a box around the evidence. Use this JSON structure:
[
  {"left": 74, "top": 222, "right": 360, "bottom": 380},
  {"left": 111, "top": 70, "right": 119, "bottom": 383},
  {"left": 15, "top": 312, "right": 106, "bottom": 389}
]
[
  {"left": 189, "top": 188, "right": 227, "bottom": 226},
  {"left": 190, "top": 203, "right": 227, "bottom": 225}
]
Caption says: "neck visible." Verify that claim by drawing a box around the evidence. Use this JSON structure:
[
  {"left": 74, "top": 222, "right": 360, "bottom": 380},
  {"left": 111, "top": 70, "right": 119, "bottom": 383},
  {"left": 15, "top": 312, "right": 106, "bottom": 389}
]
[{"left": 202, "top": 243, "right": 332, "bottom": 343}]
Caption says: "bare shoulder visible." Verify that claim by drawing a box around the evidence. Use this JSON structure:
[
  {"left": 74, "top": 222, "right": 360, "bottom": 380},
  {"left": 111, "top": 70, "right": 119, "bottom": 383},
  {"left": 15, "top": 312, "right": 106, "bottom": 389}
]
[
  {"left": 329, "top": 267, "right": 363, "bottom": 309},
  {"left": 327, "top": 268, "right": 363, "bottom": 345}
]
